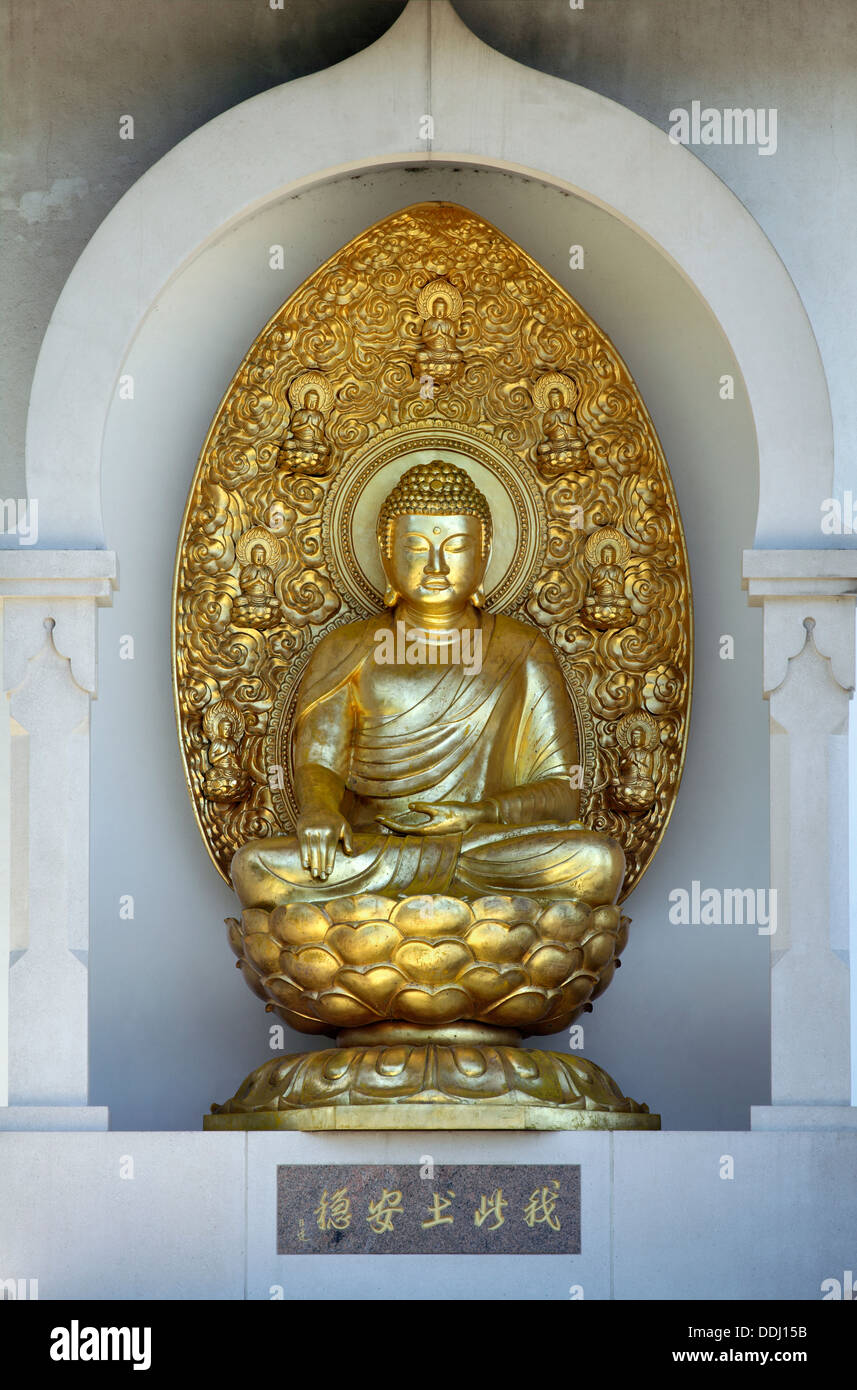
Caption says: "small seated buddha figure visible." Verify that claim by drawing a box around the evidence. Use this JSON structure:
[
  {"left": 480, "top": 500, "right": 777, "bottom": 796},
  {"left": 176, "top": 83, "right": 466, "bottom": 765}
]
[
  {"left": 231, "top": 460, "right": 625, "bottom": 909},
  {"left": 610, "top": 712, "right": 658, "bottom": 812},
  {"left": 413, "top": 279, "right": 464, "bottom": 385},
  {"left": 232, "top": 542, "right": 279, "bottom": 630},
  {"left": 203, "top": 699, "right": 250, "bottom": 803},
  {"left": 582, "top": 530, "right": 633, "bottom": 630},
  {"left": 534, "top": 375, "right": 591, "bottom": 477},
  {"left": 278, "top": 372, "right": 333, "bottom": 476}
]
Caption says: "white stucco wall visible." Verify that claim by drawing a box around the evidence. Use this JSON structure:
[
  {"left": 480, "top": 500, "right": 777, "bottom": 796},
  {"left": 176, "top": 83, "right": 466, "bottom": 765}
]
[{"left": 91, "top": 164, "right": 766, "bottom": 1130}]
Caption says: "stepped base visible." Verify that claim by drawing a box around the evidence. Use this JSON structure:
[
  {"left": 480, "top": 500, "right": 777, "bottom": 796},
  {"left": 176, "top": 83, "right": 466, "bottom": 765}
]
[{"left": 206, "top": 1028, "right": 658, "bottom": 1130}]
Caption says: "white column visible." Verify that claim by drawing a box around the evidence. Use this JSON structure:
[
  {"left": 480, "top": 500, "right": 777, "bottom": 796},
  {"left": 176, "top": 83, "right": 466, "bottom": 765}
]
[
  {"left": 0, "top": 551, "right": 116, "bottom": 1130},
  {"left": 744, "top": 550, "right": 857, "bottom": 1129}
]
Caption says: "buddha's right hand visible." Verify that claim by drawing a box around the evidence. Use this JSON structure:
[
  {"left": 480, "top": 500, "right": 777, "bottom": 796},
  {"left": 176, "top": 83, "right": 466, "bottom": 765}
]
[{"left": 296, "top": 812, "right": 354, "bottom": 881}]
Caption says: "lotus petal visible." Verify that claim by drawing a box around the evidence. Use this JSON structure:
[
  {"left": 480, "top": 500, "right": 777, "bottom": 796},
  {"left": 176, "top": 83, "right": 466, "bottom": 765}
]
[
  {"left": 391, "top": 895, "right": 474, "bottom": 935},
  {"left": 326, "top": 921, "right": 402, "bottom": 965},
  {"left": 581, "top": 930, "right": 616, "bottom": 970},
  {"left": 464, "top": 921, "right": 537, "bottom": 963},
  {"left": 524, "top": 944, "right": 576, "bottom": 988},
  {"left": 314, "top": 991, "right": 380, "bottom": 1027},
  {"left": 393, "top": 939, "right": 473, "bottom": 984},
  {"left": 325, "top": 894, "right": 394, "bottom": 923},
  {"left": 392, "top": 985, "right": 472, "bottom": 1024},
  {"left": 536, "top": 901, "right": 591, "bottom": 943},
  {"left": 271, "top": 902, "right": 331, "bottom": 946},
  {"left": 241, "top": 907, "right": 273, "bottom": 936},
  {"left": 468, "top": 895, "right": 541, "bottom": 924},
  {"left": 243, "top": 931, "right": 284, "bottom": 975},
  {"left": 283, "top": 945, "right": 341, "bottom": 991},
  {"left": 456, "top": 964, "right": 527, "bottom": 1004},
  {"left": 483, "top": 988, "right": 551, "bottom": 1025},
  {"left": 335, "top": 966, "right": 406, "bottom": 1010}
]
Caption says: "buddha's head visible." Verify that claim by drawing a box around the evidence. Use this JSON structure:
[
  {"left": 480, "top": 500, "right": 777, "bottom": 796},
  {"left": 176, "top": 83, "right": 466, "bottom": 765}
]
[
  {"left": 304, "top": 389, "right": 319, "bottom": 411},
  {"left": 250, "top": 544, "right": 266, "bottom": 566},
  {"left": 432, "top": 297, "right": 446, "bottom": 319},
  {"left": 630, "top": 727, "right": 644, "bottom": 748},
  {"left": 549, "top": 388, "right": 563, "bottom": 410},
  {"left": 377, "top": 460, "right": 492, "bottom": 617},
  {"left": 602, "top": 545, "right": 616, "bottom": 565}
]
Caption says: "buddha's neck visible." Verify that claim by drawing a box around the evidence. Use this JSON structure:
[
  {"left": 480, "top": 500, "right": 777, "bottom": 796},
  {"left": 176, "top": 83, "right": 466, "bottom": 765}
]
[{"left": 395, "top": 600, "right": 479, "bottom": 632}]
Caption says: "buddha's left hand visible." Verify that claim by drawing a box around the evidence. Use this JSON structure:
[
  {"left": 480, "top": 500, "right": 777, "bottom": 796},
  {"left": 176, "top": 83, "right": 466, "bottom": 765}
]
[{"left": 377, "top": 799, "right": 496, "bottom": 835}]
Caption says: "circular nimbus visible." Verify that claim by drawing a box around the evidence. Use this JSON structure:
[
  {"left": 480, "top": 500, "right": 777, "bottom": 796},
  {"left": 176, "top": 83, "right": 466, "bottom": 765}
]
[
  {"left": 584, "top": 525, "right": 630, "bottom": 569},
  {"left": 287, "top": 369, "right": 334, "bottom": 414},
  {"left": 323, "top": 422, "right": 546, "bottom": 614},
  {"left": 416, "top": 278, "right": 463, "bottom": 320},
  {"left": 235, "top": 525, "right": 284, "bottom": 571},
  {"left": 532, "top": 371, "right": 579, "bottom": 412}
]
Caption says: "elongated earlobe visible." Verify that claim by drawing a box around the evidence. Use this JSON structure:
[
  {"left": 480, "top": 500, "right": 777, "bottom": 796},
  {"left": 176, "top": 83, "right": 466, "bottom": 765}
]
[
  {"left": 471, "top": 586, "right": 486, "bottom": 609},
  {"left": 384, "top": 583, "right": 399, "bottom": 607}
]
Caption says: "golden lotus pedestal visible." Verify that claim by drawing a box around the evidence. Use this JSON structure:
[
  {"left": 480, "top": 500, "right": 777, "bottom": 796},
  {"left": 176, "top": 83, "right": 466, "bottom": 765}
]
[
  {"left": 205, "top": 892, "right": 660, "bottom": 1131},
  {"left": 205, "top": 1022, "right": 658, "bottom": 1131}
]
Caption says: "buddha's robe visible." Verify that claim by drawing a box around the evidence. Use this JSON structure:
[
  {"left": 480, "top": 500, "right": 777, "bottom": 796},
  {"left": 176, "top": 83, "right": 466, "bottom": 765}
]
[{"left": 231, "top": 610, "right": 624, "bottom": 907}]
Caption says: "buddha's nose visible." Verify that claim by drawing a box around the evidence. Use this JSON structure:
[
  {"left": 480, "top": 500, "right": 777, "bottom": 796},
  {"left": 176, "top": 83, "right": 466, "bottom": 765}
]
[{"left": 424, "top": 546, "right": 449, "bottom": 576}]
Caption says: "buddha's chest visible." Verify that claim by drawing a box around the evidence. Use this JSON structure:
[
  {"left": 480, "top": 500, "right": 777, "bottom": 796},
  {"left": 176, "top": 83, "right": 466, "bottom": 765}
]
[{"left": 354, "top": 657, "right": 459, "bottom": 723}]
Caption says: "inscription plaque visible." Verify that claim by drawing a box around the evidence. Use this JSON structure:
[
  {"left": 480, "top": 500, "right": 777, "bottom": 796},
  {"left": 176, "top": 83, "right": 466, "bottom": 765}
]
[{"left": 276, "top": 1164, "right": 581, "bottom": 1255}]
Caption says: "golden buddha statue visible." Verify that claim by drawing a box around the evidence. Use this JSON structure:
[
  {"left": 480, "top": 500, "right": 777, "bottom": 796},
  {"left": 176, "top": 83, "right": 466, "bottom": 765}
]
[
  {"left": 278, "top": 370, "right": 333, "bottom": 475},
  {"left": 232, "top": 541, "right": 280, "bottom": 630},
  {"left": 582, "top": 527, "right": 634, "bottom": 630},
  {"left": 231, "top": 461, "right": 624, "bottom": 912},
  {"left": 610, "top": 712, "right": 659, "bottom": 811},
  {"left": 533, "top": 372, "right": 592, "bottom": 476},
  {"left": 413, "top": 279, "right": 464, "bottom": 384},
  {"left": 173, "top": 203, "right": 693, "bottom": 1131},
  {"left": 202, "top": 699, "right": 250, "bottom": 803}
]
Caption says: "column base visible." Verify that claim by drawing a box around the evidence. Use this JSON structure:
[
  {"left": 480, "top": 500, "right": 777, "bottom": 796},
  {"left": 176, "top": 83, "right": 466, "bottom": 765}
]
[
  {"left": 751, "top": 1105, "right": 857, "bottom": 1131},
  {"left": 0, "top": 1106, "right": 109, "bottom": 1132}
]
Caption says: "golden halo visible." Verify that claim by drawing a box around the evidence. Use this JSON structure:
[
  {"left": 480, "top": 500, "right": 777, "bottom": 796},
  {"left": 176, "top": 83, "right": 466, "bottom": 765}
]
[
  {"left": 323, "top": 422, "right": 546, "bottom": 614},
  {"left": 416, "top": 278, "right": 463, "bottom": 319},
  {"left": 287, "top": 370, "right": 334, "bottom": 414},
  {"left": 236, "top": 526, "right": 284, "bottom": 570},
  {"left": 616, "top": 710, "right": 658, "bottom": 750},
  {"left": 532, "top": 371, "right": 578, "bottom": 411},
  {"left": 584, "top": 525, "right": 630, "bottom": 568},
  {"left": 202, "top": 698, "right": 245, "bottom": 741}
]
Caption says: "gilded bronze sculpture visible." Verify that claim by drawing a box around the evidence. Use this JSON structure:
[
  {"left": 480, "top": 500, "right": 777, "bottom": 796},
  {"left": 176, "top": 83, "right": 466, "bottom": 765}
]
[{"left": 172, "top": 202, "right": 692, "bottom": 1129}]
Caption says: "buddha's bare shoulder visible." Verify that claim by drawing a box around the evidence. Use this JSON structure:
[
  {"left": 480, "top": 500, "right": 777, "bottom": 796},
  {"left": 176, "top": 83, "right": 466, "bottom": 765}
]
[
  {"left": 490, "top": 612, "right": 559, "bottom": 662},
  {"left": 310, "top": 616, "right": 379, "bottom": 654}
]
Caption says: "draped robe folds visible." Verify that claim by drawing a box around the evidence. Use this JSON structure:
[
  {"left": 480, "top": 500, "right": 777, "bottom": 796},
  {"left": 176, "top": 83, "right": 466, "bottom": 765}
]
[{"left": 230, "top": 610, "right": 625, "bottom": 907}]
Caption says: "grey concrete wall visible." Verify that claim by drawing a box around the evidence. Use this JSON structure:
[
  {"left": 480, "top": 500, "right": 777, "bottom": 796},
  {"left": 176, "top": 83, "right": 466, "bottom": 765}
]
[
  {"left": 91, "top": 164, "right": 766, "bottom": 1131},
  {"left": 0, "top": 0, "right": 408, "bottom": 506},
  {"left": 2, "top": 0, "right": 855, "bottom": 514}
]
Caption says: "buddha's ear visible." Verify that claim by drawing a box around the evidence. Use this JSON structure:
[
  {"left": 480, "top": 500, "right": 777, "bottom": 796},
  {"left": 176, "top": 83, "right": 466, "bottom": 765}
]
[
  {"left": 378, "top": 529, "right": 398, "bottom": 606},
  {"left": 470, "top": 585, "right": 486, "bottom": 609}
]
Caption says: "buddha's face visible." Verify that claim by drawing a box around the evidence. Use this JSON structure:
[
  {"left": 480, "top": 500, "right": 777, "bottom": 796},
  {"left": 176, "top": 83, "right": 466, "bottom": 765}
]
[
  {"left": 630, "top": 728, "right": 644, "bottom": 748},
  {"left": 549, "top": 389, "right": 563, "bottom": 409},
  {"left": 382, "top": 513, "right": 487, "bottom": 618},
  {"left": 603, "top": 546, "right": 616, "bottom": 565},
  {"left": 305, "top": 390, "right": 319, "bottom": 410},
  {"left": 251, "top": 545, "right": 265, "bottom": 565},
  {"left": 432, "top": 298, "right": 445, "bottom": 318}
]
